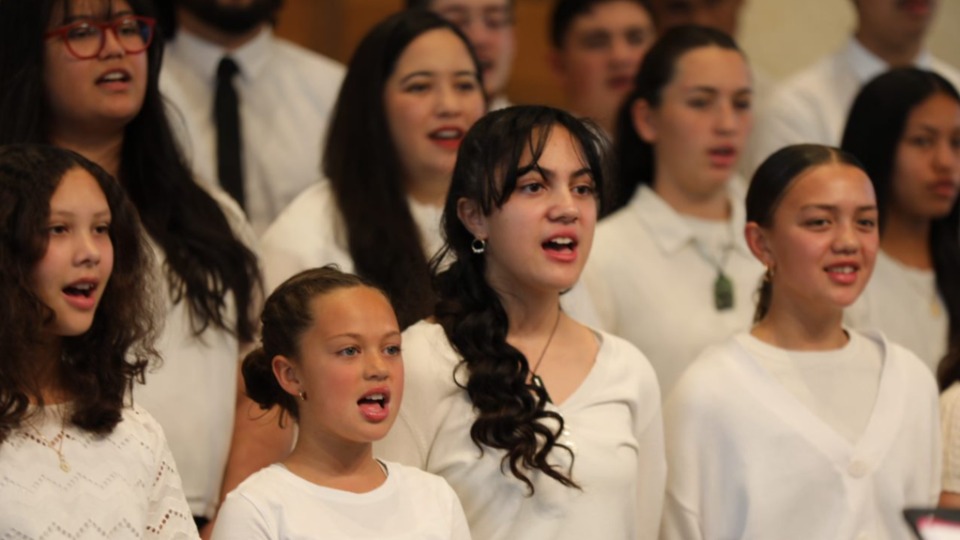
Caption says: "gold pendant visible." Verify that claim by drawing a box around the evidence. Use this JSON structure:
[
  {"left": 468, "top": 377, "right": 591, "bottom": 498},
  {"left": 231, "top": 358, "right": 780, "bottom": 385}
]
[{"left": 59, "top": 457, "right": 70, "bottom": 473}]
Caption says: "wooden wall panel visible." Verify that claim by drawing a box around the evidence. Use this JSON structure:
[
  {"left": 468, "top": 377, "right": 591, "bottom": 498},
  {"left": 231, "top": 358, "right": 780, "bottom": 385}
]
[{"left": 273, "top": 0, "right": 565, "bottom": 108}]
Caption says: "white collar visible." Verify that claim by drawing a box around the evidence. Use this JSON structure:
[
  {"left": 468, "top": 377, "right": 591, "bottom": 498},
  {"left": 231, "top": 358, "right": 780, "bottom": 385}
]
[
  {"left": 626, "top": 182, "right": 752, "bottom": 257},
  {"left": 842, "top": 37, "right": 936, "bottom": 85},
  {"left": 167, "top": 26, "right": 274, "bottom": 83}
]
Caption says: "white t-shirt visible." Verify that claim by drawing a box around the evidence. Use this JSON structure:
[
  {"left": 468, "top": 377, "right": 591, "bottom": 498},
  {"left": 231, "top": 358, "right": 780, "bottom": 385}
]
[
  {"left": 211, "top": 461, "right": 470, "bottom": 540},
  {"left": 662, "top": 330, "right": 940, "bottom": 540},
  {"left": 0, "top": 404, "right": 198, "bottom": 539},
  {"left": 376, "top": 321, "right": 665, "bottom": 540},
  {"left": 133, "top": 187, "right": 260, "bottom": 519},
  {"left": 260, "top": 181, "right": 444, "bottom": 294},
  {"left": 160, "top": 27, "right": 345, "bottom": 234},
  {"left": 575, "top": 184, "right": 764, "bottom": 395},
  {"left": 748, "top": 38, "right": 960, "bottom": 175},
  {"left": 847, "top": 249, "right": 948, "bottom": 372}
]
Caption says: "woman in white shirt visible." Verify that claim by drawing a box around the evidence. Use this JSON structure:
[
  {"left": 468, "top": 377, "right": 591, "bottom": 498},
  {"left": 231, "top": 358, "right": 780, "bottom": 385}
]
[
  {"left": 662, "top": 144, "right": 940, "bottom": 540},
  {"left": 377, "top": 105, "right": 665, "bottom": 540},
  {"left": 260, "top": 10, "right": 486, "bottom": 328},
  {"left": 841, "top": 67, "right": 960, "bottom": 373},
  {"left": 577, "top": 25, "right": 763, "bottom": 395}
]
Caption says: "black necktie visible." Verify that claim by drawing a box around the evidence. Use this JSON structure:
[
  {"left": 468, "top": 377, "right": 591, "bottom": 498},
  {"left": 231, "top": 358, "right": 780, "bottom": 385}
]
[{"left": 215, "top": 57, "right": 245, "bottom": 209}]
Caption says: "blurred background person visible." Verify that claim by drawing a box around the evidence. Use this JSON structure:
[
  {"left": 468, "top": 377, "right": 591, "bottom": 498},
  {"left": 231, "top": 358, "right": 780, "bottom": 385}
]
[
  {"left": 748, "top": 0, "right": 960, "bottom": 174},
  {"left": 548, "top": 0, "right": 656, "bottom": 135},
  {"left": 842, "top": 67, "right": 960, "bottom": 373},
  {"left": 158, "top": 0, "right": 345, "bottom": 234},
  {"left": 260, "top": 10, "right": 486, "bottom": 329},
  {"left": 408, "top": 0, "right": 515, "bottom": 110},
  {"left": 576, "top": 26, "right": 762, "bottom": 395}
]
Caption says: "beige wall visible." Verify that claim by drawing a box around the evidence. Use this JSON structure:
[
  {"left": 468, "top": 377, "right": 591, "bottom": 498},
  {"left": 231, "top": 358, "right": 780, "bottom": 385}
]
[
  {"left": 275, "top": 0, "right": 960, "bottom": 106},
  {"left": 740, "top": 0, "right": 960, "bottom": 83}
]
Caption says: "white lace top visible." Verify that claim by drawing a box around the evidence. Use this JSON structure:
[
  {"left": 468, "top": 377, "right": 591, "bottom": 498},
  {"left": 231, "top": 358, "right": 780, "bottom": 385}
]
[{"left": 0, "top": 404, "right": 199, "bottom": 539}]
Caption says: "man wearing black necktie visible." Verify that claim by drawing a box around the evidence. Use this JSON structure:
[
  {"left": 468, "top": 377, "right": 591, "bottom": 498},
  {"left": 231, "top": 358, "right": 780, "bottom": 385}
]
[{"left": 159, "top": 0, "right": 345, "bottom": 234}]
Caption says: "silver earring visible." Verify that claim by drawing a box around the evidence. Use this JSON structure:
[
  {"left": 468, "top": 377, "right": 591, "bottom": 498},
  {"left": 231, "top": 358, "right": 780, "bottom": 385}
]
[{"left": 471, "top": 238, "right": 486, "bottom": 254}]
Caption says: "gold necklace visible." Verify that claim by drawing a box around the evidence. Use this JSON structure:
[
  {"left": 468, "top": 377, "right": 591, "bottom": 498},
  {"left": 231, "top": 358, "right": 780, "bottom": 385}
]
[
  {"left": 529, "top": 308, "right": 562, "bottom": 404},
  {"left": 26, "top": 412, "right": 70, "bottom": 473}
]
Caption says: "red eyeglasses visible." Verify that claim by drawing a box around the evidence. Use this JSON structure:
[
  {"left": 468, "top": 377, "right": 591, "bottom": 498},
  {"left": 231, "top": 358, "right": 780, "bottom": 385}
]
[{"left": 45, "top": 16, "right": 156, "bottom": 60}]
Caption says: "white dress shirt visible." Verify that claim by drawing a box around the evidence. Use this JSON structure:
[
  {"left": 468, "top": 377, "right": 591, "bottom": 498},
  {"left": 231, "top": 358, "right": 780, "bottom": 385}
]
[
  {"left": 748, "top": 38, "right": 960, "bottom": 174},
  {"left": 133, "top": 187, "right": 259, "bottom": 519},
  {"left": 160, "top": 28, "right": 345, "bottom": 234},
  {"left": 576, "top": 184, "right": 764, "bottom": 395}
]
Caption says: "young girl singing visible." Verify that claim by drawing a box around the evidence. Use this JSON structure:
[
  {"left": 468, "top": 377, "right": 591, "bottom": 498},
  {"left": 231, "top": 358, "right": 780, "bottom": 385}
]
[
  {"left": 662, "top": 144, "right": 940, "bottom": 539},
  {"left": 212, "top": 266, "right": 470, "bottom": 539},
  {"left": 0, "top": 144, "right": 196, "bottom": 538}
]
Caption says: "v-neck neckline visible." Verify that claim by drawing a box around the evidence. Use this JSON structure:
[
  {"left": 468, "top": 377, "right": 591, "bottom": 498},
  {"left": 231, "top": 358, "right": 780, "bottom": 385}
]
[{"left": 728, "top": 331, "right": 904, "bottom": 468}]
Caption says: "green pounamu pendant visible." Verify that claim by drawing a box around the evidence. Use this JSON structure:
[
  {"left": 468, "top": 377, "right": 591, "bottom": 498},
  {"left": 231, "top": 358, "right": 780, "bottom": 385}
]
[{"left": 714, "top": 272, "right": 734, "bottom": 311}]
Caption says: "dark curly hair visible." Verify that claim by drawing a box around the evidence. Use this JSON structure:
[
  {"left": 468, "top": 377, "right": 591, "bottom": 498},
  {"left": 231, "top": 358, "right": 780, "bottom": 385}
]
[
  {"left": 242, "top": 266, "right": 391, "bottom": 426},
  {"left": 0, "top": 144, "right": 158, "bottom": 443},
  {"left": 432, "top": 105, "right": 609, "bottom": 494},
  {"left": 0, "top": 0, "right": 261, "bottom": 342}
]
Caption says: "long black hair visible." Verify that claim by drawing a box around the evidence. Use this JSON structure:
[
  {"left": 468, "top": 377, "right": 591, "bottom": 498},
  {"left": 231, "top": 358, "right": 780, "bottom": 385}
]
[
  {"left": 840, "top": 67, "right": 960, "bottom": 387},
  {"left": 0, "top": 144, "right": 157, "bottom": 443},
  {"left": 611, "top": 24, "right": 741, "bottom": 212},
  {"left": 323, "top": 10, "right": 484, "bottom": 329},
  {"left": 433, "top": 105, "right": 609, "bottom": 493},
  {"left": 0, "top": 0, "right": 261, "bottom": 342},
  {"left": 746, "top": 144, "right": 866, "bottom": 323}
]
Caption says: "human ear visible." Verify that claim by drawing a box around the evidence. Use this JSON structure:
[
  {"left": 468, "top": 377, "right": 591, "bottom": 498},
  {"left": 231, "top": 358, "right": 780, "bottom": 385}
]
[
  {"left": 547, "top": 48, "right": 567, "bottom": 82},
  {"left": 457, "top": 197, "right": 489, "bottom": 240},
  {"left": 744, "top": 222, "right": 774, "bottom": 269},
  {"left": 631, "top": 99, "right": 658, "bottom": 143},
  {"left": 272, "top": 355, "right": 302, "bottom": 398}
]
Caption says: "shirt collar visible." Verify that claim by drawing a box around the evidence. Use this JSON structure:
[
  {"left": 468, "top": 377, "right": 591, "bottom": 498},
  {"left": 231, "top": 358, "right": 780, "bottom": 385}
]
[
  {"left": 168, "top": 26, "right": 273, "bottom": 82},
  {"left": 627, "top": 182, "right": 751, "bottom": 257},
  {"left": 843, "top": 37, "right": 935, "bottom": 85}
]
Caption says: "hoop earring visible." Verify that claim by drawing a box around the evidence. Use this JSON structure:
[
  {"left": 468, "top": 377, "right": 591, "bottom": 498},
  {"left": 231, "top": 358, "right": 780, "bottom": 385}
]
[
  {"left": 298, "top": 391, "right": 307, "bottom": 401},
  {"left": 471, "top": 238, "right": 486, "bottom": 254}
]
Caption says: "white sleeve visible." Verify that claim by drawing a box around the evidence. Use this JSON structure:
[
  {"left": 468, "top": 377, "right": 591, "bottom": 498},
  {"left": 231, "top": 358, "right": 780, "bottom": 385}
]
[
  {"left": 659, "top": 387, "right": 705, "bottom": 540},
  {"left": 210, "top": 493, "right": 274, "bottom": 540},
  {"left": 631, "top": 349, "right": 666, "bottom": 540},
  {"left": 446, "top": 482, "right": 473, "bottom": 540},
  {"left": 142, "top": 411, "right": 201, "bottom": 539}
]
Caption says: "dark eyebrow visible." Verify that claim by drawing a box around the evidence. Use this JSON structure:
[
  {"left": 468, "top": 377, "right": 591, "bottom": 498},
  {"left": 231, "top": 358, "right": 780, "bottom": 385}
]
[
  {"left": 399, "top": 71, "right": 435, "bottom": 84},
  {"left": 399, "top": 69, "right": 478, "bottom": 84},
  {"left": 800, "top": 204, "right": 877, "bottom": 212},
  {"left": 519, "top": 164, "right": 593, "bottom": 181}
]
